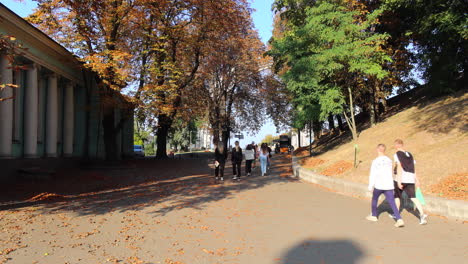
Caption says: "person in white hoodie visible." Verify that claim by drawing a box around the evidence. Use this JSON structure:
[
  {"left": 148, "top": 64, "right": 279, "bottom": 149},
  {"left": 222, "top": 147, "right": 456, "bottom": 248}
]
[
  {"left": 366, "top": 144, "right": 405, "bottom": 228},
  {"left": 244, "top": 144, "right": 255, "bottom": 176}
]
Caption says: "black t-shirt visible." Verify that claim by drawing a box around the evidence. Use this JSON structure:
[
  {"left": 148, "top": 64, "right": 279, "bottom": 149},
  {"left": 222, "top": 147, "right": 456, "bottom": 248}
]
[
  {"left": 231, "top": 147, "right": 243, "bottom": 162},
  {"left": 396, "top": 151, "right": 415, "bottom": 173}
]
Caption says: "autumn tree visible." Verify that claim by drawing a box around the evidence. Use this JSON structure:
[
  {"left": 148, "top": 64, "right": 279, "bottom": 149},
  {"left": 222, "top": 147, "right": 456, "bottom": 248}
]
[
  {"left": 28, "top": 0, "right": 139, "bottom": 160},
  {"left": 132, "top": 0, "right": 258, "bottom": 158},
  {"left": 195, "top": 13, "right": 266, "bottom": 150}
]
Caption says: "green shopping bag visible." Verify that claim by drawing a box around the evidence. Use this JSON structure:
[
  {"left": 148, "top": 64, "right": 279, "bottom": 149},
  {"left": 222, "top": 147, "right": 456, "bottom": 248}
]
[{"left": 416, "top": 188, "right": 426, "bottom": 205}]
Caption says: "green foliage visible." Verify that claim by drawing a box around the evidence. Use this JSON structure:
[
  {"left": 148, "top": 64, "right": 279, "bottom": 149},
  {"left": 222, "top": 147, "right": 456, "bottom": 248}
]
[
  {"left": 269, "top": 0, "right": 391, "bottom": 137},
  {"left": 168, "top": 118, "right": 198, "bottom": 151},
  {"left": 261, "top": 134, "right": 279, "bottom": 145},
  {"left": 134, "top": 121, "right": 151, "bottom": 145},
  {"left": 383, "top": 0, "right": 467, "bottom": 94}
]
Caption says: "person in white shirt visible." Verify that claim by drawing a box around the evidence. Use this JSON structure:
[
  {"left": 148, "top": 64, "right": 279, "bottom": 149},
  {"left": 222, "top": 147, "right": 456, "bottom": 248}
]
[
  {"left": 393, "top": 139, "right": 427, "bottom": 225},
  {"left": 244, "top": 144, "right": 255, "bottom": 176},
  {"left": 366, "top": 144, "right": 405, "bottom": 228}
]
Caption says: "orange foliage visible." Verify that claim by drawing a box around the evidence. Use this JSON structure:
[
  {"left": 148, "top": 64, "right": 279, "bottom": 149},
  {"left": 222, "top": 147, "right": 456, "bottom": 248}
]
[
  {"left": 299, "top": 158, "right": 326, "bottom": 169},
  {"left": 322, "top": 161, "right": 353, "bottom": 176},
  {"left": 429, "top": 173, "right": 468, "bottom": 200}
]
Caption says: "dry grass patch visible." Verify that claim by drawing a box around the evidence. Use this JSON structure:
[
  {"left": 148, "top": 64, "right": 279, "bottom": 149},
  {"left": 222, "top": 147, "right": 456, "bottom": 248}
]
[
  {"left": 322, "top": 161, "right": 353, "bottom": 176},
  {"left": 429, "top": 172, "right": 468, "bottom": 200},
  {"left": 294, "top": 91, "right": 468, "bottom": 200},
  {"left": 299, "top": 157, "right": 326, "bottom": 169},
  {"left": 293, "top": 146, "right": 310, "bottom": 157}
]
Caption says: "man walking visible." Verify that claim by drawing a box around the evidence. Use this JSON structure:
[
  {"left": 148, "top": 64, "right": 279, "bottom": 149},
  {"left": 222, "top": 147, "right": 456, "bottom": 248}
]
[
  {"left": 366, "top": 144, "right": 405, "bottom": 227},
  {"left": 231, "top": 141, "right": 243, "bottom": 180},
  {"left": 393, "top": 139, "right": 427, "bottom": 225}
]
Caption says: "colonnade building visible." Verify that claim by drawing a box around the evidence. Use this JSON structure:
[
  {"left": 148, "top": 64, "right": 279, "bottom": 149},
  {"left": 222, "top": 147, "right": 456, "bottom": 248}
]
[{"left": 0, "top": 4, "right": 134, "bottom": 179}]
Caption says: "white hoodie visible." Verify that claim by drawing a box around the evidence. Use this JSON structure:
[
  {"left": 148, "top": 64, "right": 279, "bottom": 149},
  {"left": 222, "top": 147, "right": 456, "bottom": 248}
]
[{"left": 368, "top": 156, "right": 394, "bottom": 191}]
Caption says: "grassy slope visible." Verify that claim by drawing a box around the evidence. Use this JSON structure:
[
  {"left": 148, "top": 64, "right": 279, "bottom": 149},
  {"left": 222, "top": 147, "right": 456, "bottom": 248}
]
[{"left": 297, "top": 90, "right": 468, "bottom": 200}]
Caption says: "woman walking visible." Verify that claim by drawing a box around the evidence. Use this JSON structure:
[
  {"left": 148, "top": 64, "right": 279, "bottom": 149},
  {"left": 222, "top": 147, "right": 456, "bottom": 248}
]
[
  {"left": 259, "top": 143, "right": 270, "bottom": 176},
  {"left": 244, "top": 144, "right": 255, "bottom": 176},
  {"left": 214, "top": 141, "right": 227, "bottom": 181}
]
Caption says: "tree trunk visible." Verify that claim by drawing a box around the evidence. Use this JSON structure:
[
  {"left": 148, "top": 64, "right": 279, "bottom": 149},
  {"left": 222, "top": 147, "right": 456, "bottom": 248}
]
[
  {"left": 343, "top": 87, "right": 358, "bottom": 141},
  {"left": 297, "top": 129, "right": 301, "bottom": 148},
  {"left": 221, "top": 128, "right": 230, "bottom": 154},
  {"left": 309, "top": 120, "right": 312, "bottom": 156},
  {"left": 336, "top": 114, "right": 345, "bottom": 132},
  {"left": 155, "top": 113, "right": 175, "bottom": 159},
  {"left": 328, "top": 114, "right": 335, "bottom": 131},
  {"left": 155, "top": 123, "right": 169, "bottom": 159},
  {"left": 369, "top": 99, "right": 376, "bottom": 127},
  {"left": 312, "top": 121, "right": 321, "bottom": 141}
]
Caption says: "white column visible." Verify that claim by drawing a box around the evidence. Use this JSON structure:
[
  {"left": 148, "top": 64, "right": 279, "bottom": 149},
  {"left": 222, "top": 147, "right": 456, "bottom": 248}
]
[
  {"left": 0, "top": 56, "right": 13, "bottom": 158},
  {"left": 63, "top": 82, "right": 74, "bottom": 156},
  {"left": 45, "top": 74, "right": 58, "bottom": 157},
  {"left": 24, "top": 63, "right": 38, "bottom": 158}
]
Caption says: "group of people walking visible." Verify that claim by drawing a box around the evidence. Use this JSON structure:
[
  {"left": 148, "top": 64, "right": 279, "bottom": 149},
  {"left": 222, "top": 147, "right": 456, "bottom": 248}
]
[
  {"left": 367, "top": 139, "right": 427, "bottom": 227},
  {"left": 214, "top": 140, "right": 272, "bottom": 181}
]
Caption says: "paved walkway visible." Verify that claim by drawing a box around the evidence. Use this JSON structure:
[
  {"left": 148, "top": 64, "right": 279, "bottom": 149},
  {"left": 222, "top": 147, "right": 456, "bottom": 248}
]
[{"left": 0, "top": 155, "right": 466, "bottom": 264}]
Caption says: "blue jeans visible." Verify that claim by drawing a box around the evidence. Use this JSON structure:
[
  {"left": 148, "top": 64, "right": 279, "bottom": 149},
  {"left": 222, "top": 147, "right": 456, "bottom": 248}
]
[
  {"left": 260, "top": 156, "right": 268, "bottom": 175},
  {"left": 371, "top": 189, "right": 401, "bottom": 220}
]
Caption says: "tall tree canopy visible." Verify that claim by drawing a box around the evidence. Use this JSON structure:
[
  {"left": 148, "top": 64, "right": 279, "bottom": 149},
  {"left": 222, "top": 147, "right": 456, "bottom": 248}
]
[
  {"left": 194, "top": 10, "right": 266, "bottom": 148},
  {"left": 269, "top": 0, "right": 391, "bottom": 140},
  {"left": 27, "top": 0, "right": 258, "bottom": 159}
]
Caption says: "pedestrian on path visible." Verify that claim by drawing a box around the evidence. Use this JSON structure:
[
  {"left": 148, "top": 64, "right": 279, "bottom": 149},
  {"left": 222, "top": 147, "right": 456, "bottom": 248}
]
[
  {"left": 252, "top": 141, "right": 257, "bottom": 169},
  {"left": 244, "top": 144, "right": 255, "bottom": 176},
  {"left": 214, "top": 141, "right": 227, "bottom": 181},
  {"left": 267, "top": 145, "right": 272, "bottom": 170},
  {"left": 393, "top": 139, "right": 428, "bottom": 225},
  {"left": 259, "top": 143, "right": 270, "bottom": 176},
  {"left": 231, "top": 141, "right": 243, "bottom": 180},
  {"left": 366, "top": 144, "right": 405, "bottom": 228}
]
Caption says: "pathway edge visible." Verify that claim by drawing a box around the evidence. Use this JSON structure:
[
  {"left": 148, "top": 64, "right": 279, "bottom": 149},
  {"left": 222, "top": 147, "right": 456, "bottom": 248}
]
[{"left": 292, "top": 155, "right": 468, "bottom": 221}]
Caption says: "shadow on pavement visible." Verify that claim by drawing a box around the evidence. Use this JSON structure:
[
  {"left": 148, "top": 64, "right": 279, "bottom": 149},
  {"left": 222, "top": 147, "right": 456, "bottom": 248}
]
[
  {"left": 280, "top": 239, "right": 364, "bottom": 264},
  {"left": 0, "top": 154, "right": 295, "bottom": 217}
]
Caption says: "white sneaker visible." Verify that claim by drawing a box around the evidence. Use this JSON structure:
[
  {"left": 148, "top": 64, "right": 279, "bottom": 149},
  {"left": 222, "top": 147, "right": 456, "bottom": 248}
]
[
  {"left": 394, "top": 219, "right": 405, "bottom": 228},
  {"left": 419, "top": 214, "right": 428, "bottom": 225},
  {"left": 388, "top": 214, "right": 397, "bottom": 219},
  {"left": 215, "top": 177, "right": 219, "bottom": 180},
  {"left": 247, "top": 173, "right": 251, "bottom": 176},
  {"left": 233, "top": 176, "right": 237, "bottom": 180},
  {"left": 220, "top": 177, "right": 224, "bottom": 181},
  {"left": 366, "top": 215, "right": 378, "bottom": 222}
]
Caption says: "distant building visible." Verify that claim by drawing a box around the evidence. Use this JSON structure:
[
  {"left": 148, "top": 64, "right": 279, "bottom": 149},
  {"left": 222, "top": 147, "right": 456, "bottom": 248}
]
[
  {"left": 193, "top": 126, "right": 213, "bottom": 150},
  {"left": 0, "top": 4, "right": 133, "bottom": 179},
  {"left": 290, "top": 129, "right": 313, "bottom": 150}
]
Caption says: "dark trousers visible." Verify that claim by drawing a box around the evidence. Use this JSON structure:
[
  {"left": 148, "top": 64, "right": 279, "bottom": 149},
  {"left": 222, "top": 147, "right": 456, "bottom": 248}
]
[
  {"left": 371, "top": 189, "right": 401, "bottom": 220},
  {"left": 232, "top": 161, "right": 241, "bottom": 177},
  {"left": 215, "top": 161, "right": 225, "bottom": 178},
  {"left": 245, "top": 160, "right": 253, "bottom": 174}
]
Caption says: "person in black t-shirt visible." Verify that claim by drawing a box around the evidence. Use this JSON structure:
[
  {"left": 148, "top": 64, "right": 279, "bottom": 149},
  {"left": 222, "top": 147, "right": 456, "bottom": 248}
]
[
  {"left": 231, "top": 141, "right": 243, "bottom": 180},
  {"left": 214, "top": 141, "right": 227, "bottom": 181},
  {"left": 393, "top": 139, "right": 427, "bottom": 225}
]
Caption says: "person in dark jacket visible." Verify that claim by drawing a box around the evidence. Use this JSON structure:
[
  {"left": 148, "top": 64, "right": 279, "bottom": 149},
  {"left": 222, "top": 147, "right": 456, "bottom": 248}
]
[
  {"left": 231, "top": 141, "right": 243, "bottom": 180},
  {"left": 214, "top": 141, "right": 227, "bottom": 181}
]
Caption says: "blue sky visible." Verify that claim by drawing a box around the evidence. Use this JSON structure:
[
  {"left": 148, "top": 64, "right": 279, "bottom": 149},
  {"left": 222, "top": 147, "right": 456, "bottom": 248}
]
[{"left": 2, "top": 0, "right": 282, "bottom": 146}]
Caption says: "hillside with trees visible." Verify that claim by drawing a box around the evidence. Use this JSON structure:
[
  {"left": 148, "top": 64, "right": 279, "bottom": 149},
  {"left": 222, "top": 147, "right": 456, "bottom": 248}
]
[{"left": 267, "top": 0, "right": 467, "bottom": 199}]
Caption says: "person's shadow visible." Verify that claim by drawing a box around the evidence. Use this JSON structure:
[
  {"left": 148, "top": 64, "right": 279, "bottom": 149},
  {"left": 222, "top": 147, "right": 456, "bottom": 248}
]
[{"left": 280, "top": 239, "right": 364, "bottom": 264}]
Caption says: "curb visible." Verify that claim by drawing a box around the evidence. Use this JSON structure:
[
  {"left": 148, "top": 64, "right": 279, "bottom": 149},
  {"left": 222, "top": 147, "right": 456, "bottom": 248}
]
[{"left": 292, "top": 156, "right": 468, "bottom": 221}]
